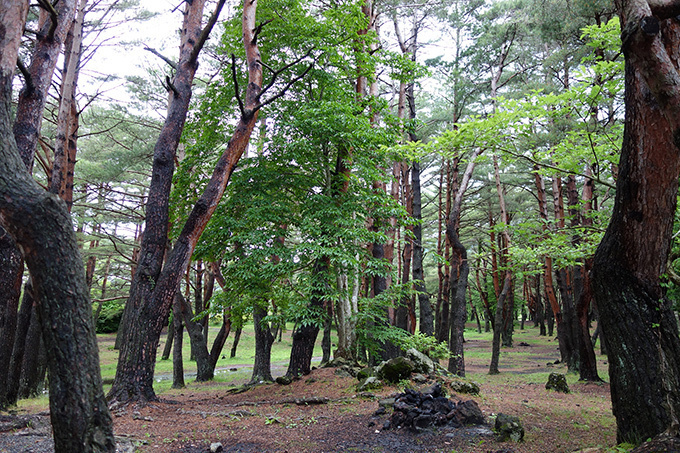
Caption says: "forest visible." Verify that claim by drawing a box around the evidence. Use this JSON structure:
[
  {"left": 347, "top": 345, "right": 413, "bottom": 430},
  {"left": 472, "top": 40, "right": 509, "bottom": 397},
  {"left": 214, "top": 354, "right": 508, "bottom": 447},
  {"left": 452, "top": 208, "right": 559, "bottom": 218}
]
[{"left": 1, "top": 0, "right": 680, "bottom": 451}]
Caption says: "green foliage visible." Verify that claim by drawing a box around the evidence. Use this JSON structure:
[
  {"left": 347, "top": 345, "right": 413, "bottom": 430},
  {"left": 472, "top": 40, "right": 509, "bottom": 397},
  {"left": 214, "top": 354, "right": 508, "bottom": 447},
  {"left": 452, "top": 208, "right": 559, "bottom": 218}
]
[
  {"left": 400, "top": 332, "right": 452, "bottom": 360},
  {"left": 94, "top": 300, "right": 125, "bottom": 334}
]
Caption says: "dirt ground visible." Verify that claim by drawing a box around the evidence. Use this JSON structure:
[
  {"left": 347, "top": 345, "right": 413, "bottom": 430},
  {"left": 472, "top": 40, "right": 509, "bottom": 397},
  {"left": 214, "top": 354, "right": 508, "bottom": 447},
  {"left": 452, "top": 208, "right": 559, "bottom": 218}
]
[{"left": 0, "top": 331, "right": 617, "bottom": 453}]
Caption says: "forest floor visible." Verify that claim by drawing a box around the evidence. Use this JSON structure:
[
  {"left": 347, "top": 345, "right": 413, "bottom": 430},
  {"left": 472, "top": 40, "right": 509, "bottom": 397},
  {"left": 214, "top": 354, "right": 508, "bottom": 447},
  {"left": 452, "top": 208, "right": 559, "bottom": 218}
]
[{"left": 0, "top": 326, "right": 622, "bottom": 453}]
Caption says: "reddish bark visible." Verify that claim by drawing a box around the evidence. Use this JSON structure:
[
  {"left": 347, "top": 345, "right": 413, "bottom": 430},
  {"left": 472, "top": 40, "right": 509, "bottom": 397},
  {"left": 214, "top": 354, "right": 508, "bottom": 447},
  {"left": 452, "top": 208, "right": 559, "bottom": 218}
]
[{"left": 592, "top": 0, "right": 680, "bottom": 442}]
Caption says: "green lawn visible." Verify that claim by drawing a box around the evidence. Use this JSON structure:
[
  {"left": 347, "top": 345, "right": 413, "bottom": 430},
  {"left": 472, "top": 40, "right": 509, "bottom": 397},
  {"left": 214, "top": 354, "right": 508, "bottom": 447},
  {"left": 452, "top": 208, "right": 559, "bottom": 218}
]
[{"left": 98, "top": 322, "right": 337, "bottom": 394}]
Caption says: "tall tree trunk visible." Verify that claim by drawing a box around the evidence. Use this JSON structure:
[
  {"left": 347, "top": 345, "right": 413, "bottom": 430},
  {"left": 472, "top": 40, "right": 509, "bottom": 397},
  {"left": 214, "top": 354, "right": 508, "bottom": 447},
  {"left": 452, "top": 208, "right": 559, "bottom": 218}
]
[
  {"left": 110, "top": 0, "right": 267, "bottom": 404},
  {"left": 115, "top": 0, "right": 213, "bottom": 354},
  {"left": 591, "top": 1, "right": 680, "bottom": 443},
  {"left": 489, "top": 273, "right": 512, "bottom": 375},
  {"left": 412, "top": 159, "right": 433, "bottom": 336},
  {"left": 0, "top": 4, "right": 114, "bottom": 450},
  {"left": 445, "top": 148, "right": 483, "bottom": 376},
  {"left": 49, "top": 0, "right": 86, "bottom": 209},
  {"left": 1, "top": 0, "right": 77, "bottom": 411}
]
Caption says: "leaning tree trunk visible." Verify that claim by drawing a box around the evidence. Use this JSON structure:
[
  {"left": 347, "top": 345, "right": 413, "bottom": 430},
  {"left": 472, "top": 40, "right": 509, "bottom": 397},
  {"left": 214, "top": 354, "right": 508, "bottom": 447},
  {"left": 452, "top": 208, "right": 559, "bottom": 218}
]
[
  {"left": 445, "top": 148, "right": 483, "bottom": 376},
  {"left": 109, "top": 0, "right": 269, "bottom": 405},
  {"left": 0, "top": 0, "right": 78, "bottom": 408},
  {"left": 0, "top": 4, "right": 114, "bottom": 450},
  {"left": 115, "top": 0, "right": 214, "bottom": 351},
  {"left": 591, "top": 0, "right": 680, "bottom": 443}
]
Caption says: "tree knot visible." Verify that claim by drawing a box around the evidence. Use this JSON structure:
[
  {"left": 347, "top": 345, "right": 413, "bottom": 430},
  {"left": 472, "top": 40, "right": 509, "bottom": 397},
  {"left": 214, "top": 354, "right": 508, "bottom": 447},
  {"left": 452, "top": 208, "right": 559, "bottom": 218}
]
[{"left": 640, "top": 16, "right": 660, "bottom": 36}]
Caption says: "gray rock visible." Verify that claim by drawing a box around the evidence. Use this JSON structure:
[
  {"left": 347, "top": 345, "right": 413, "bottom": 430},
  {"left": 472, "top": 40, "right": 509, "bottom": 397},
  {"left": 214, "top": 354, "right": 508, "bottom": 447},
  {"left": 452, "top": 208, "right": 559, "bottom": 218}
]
[
  {"left": 377, "top": 356, "right": 415, "bottom": 383},
  {"left": 495, "top": 413, "right": 525, "bottom": 442},
  {"left": 451, "top": 399, "right": 485, "bottom": 425},
  {"left": 412, "top": 373, "right": 427, "bottom": 383},
  {"left": 378, "top": 397, "right": 395, "bottom": 408},
  {"left": 449, "top": 378, "right": 481, "bottom": 395},
  {"left": 405, "top": 348, "right": 437, "bottom": 374},
  {"left": 357, "top": 366, "right": 377, "bottom": 381},
  {"left": 210, "top": 442, "right": 224, "bottom": 452},
  {"left": 358, "top": 376, "right": 383, "bottom": 391}
]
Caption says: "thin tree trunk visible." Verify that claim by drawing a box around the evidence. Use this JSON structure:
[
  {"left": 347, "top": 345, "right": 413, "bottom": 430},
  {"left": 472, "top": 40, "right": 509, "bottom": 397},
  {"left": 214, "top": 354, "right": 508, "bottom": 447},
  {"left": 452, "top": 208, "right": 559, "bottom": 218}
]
[
  {"left": 161, "top": 321, "right": 175, "bottom": 361},
  {"left": 230, "top": 327, "right": 242, "bottom": 358},
  {"left": 172, "top": 295, "right": 185, "bottom": 389},
  {"left": 489, "top": 273, "right": 512, "bottom": 375},
  {"left": 209, "top": 312, "right": 231, "bottom": 370},
  {"left": 178, "top": 292, "right": 213, "bottom": 381}
]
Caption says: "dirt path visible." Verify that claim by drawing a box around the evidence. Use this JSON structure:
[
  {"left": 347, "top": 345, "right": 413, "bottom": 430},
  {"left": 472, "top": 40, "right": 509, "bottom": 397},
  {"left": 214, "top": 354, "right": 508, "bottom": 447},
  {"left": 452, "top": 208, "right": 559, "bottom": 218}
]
[{"left": 1, "top": 329, "right": 617, "bottom": 452}]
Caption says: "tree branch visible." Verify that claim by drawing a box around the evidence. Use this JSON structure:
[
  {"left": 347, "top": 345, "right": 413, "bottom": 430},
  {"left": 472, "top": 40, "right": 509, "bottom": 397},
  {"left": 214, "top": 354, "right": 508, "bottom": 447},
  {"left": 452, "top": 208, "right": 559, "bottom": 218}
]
[
  {"left": 648, "top": 0, "right": 680, "bottom": 20},
  {"left": 256, "top": 61, "right": 315, "bottom": 112},
  {"left": 188, "top": 0, "right": 228, "bottom": 66},
  {"left": 252, "top": 19, "right": 274, "bottom": 45},
  {"left": 37, "top": 0, "right": 58, "bottom": 41},
  {"left": 260, "top": 49, "right": 314, "bottom": 97},
  {"left": 16, "top": 57, "right": 33, "bottom": 93},
  {"left": 144, "top": 46, "right": 178, "bottom": 70},
  {"left": 165, "top": 75, "right": 180, "bottom": 97},
  {"left": 231, "top": 54, "right": 246, "bottom": 116}
]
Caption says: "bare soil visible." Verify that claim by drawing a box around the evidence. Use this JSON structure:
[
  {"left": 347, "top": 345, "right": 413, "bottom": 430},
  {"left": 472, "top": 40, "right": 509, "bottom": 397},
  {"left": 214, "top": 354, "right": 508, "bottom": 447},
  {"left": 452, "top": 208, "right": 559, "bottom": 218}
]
[{"left": 0, "top": 330, "right": 617, "bottom": 453}]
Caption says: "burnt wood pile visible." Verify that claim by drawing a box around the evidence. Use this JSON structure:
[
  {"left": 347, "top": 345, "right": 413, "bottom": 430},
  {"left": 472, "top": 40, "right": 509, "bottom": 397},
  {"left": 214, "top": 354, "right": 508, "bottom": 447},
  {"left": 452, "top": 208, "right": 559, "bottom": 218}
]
[{"left": 383, "top": 383, "right": 485, "bottom": 432}]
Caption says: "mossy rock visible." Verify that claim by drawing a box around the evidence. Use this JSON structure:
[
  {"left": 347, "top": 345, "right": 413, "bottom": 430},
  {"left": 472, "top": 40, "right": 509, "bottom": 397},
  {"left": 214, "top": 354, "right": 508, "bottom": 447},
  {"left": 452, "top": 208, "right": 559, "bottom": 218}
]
[
  {"left": 439, "top": 376, "right": 480, "bottom": 395},
  {"left": 495, "top": 413, "right": 524, "bottom": 442},
  {"left": 545, "top": 372, "right": 570, "bottom": 393},
  {"left": 357, "top": 376, "right": 383, "bottom": 392},
  {"left": 357, "top": 366, "right": 377, "bottom": 381},
  {"left": 377, "top": 357, "right": 414, "bottom": 383}
]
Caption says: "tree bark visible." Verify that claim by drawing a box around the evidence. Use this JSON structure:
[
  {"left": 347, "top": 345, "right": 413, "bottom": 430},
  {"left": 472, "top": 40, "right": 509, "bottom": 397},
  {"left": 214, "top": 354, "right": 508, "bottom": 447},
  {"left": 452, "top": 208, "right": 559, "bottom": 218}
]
[
  {"left": 110, "top": 0, "right": 265, "bottom": 404},
  {"left": 251, "top": 302, "right": 274, "bottom": 384},
  {"left": 591, "top": 0, "right": 680, "bottom": 443},
  {"left": 171, "top": 295, "right": 185, "bottom": 389},
  {"left": 0, "top": 232, "right": 22, "bottom": 408},
  {"left": 412, "top": 159, "right": 433, "bottom": 336},
  {"left": 0, "top": 4, "right": 114, "bottom": 450}
]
